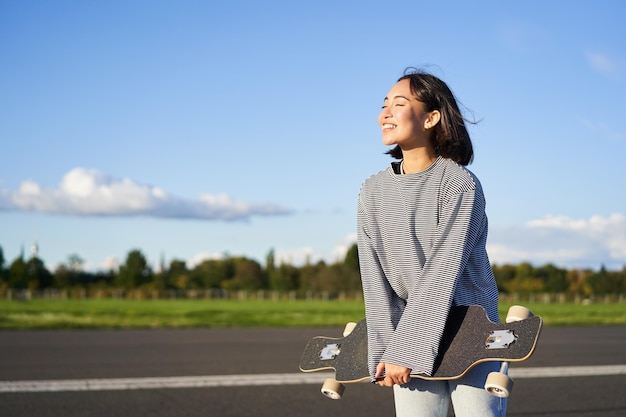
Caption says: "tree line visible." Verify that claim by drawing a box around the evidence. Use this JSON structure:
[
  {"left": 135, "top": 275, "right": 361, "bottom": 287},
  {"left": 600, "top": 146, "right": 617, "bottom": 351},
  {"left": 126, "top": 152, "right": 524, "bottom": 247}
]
[{"left": 0, "top": 244, "right": 624, "bottom": 297}]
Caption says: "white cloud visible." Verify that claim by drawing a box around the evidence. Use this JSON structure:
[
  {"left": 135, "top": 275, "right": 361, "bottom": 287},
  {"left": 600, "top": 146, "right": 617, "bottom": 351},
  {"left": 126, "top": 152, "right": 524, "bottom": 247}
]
[
  {"left": 528, "top": 214, "right": 626, "bottom": 259},
  {"left": 273, "top": 233, "right": 358, "bottom": 267},
  {"left": 488, "top": 213, "right": 626, "bottom": 269},
  {"left": 275, "top": 246, "right": 317, "bottom": 266},
  {"left": 579, "top": 118, "right": 625, "bottom": 143},
  {"left": 585, "top": 51, "right": 622, "bottom": 79},
  {"left": 99, "top": 256, "right": 120, "bottom": 272},
  {"left": 329, "top": 232, "right": 358, "bottom": 262},
  {"left": 496, "top": 20, "right": 549, "bottom": 53},
  {"left": 0, "top": 168, "right": 292, "bottom": 221},
  {"left": 187, "top": 252, "right": 228, "bottom": 269}
]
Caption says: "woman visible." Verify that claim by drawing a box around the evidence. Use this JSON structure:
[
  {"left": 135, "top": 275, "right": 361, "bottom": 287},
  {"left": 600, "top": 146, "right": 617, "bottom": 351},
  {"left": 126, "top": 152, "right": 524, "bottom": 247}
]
[{"left": 357, "top": 69, "right": 505, "bottom": 416}]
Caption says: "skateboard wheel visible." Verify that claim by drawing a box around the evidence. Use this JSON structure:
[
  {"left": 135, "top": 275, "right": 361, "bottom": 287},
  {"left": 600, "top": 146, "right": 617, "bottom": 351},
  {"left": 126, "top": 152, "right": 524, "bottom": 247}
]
[
  {"left": 506, "top": 305, "right": 533, "bottom": 323},
  {"left": 321, "top": 378, "right": 345, "bottom": 400},
  {"left": 343, "top": 322, "right": 358, "bottom": 337},
  {"left": 485, "top": 371, "right": 514, "bottom": 398}
]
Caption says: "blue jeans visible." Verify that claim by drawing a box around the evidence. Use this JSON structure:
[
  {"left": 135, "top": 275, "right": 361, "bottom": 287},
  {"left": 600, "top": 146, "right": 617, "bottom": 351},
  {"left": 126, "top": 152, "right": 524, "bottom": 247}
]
[{"left": 392, "top": 362, "right": 507, "bottom": 417}]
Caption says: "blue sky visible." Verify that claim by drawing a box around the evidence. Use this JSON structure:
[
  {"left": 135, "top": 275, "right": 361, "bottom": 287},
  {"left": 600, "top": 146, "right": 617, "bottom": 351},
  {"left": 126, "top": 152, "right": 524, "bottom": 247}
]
[{"left": 1, "top": 0, "right": 625, "bottom": 272}]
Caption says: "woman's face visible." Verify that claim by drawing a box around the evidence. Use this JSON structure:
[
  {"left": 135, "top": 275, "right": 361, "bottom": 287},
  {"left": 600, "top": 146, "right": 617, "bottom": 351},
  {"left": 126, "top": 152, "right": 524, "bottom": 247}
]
[{"left": 378, "top": 78, "right": 437, "bottom": 150}]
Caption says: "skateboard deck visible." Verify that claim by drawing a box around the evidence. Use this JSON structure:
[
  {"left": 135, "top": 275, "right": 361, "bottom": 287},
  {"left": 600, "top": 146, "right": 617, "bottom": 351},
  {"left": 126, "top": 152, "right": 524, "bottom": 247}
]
[{"left": 299, "top": 305, "right": 542, "bottom": 385}]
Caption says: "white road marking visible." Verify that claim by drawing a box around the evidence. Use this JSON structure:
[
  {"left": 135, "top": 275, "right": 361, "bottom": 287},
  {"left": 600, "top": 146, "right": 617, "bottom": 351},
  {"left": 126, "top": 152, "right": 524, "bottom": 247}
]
[{"left": 1, "top": 365, "right": 625, "bottom": 393}]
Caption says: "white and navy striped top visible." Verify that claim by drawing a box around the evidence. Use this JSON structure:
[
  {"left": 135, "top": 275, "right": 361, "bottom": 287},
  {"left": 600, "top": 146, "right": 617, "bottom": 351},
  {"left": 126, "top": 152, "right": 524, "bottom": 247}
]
[{"left": 357, "top": 156, "right": 500, "bottom": 378}]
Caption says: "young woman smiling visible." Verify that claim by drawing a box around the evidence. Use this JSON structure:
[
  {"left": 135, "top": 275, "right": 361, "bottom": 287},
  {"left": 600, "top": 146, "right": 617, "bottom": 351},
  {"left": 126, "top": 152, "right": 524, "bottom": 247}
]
[{"left": 357, "top": 69, "right": 505, "bottom": 416}]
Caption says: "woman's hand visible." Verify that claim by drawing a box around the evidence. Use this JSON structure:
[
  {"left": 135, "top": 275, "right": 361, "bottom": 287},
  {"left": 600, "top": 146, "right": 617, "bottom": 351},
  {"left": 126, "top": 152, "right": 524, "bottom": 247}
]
[{"left": 375, "top": 362, "right": 412, "bottom": 386}]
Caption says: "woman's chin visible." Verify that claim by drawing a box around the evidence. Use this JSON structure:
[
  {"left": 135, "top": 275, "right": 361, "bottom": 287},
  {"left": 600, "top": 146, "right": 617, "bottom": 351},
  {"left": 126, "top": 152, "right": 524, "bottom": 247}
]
[{"left": 381, "top": 137, "right": 397, "bottom": 147}]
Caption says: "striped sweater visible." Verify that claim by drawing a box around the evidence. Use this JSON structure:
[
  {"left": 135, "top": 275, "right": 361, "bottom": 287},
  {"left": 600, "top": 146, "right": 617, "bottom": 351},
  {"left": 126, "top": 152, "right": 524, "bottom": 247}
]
[{"left": 357, "top": 156, "right": 500, "bottom": 378}]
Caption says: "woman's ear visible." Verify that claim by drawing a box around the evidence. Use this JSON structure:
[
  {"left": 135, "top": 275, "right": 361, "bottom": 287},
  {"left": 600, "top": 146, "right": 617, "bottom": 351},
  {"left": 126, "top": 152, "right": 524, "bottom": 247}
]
[{"left": 424, "top": 110, "right": 441, "bottom": 129}]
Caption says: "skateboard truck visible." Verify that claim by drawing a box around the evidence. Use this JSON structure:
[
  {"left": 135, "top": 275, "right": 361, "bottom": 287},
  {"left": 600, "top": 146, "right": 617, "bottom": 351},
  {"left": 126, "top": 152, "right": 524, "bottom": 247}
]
[
  {"left": 320, "top": 343, "right": 341, "bottom": 360},
  {"left": 485, "top": 329, "right": 517, "bottom": 349},
  {"left": 484, "top": 305, "right": 537, "bottom": 398}
]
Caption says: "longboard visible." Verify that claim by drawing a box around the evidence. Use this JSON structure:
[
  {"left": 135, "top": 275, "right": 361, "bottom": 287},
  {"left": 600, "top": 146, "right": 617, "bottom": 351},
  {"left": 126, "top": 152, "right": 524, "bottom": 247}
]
[{"left": 299, "top": 305, "right": 542, "bottom": 399}]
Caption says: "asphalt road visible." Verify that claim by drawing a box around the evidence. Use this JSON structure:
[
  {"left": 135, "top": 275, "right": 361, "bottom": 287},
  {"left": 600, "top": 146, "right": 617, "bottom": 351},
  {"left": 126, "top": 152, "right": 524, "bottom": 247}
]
[{"left": 1, "top": 325, "right": 625, "bottom": 416}]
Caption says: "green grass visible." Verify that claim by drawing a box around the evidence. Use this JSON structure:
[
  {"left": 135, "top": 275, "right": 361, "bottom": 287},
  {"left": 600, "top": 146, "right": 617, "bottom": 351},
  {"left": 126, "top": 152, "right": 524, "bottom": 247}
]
[
  {"left": 0, "top": 298, "right": 623, "bottom": 329},
  {"left": 507, "top": 302, "right": 626, "bottom": 326},
  {"left": 0, "top": 299, "right": 366, "bottom": 329}
]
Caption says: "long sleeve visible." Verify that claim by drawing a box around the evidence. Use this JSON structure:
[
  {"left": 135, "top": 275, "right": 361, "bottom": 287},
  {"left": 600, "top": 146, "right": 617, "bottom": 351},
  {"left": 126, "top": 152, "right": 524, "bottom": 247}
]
[{"left": 357, "top": 190, "right": 404, "bottom": 379}]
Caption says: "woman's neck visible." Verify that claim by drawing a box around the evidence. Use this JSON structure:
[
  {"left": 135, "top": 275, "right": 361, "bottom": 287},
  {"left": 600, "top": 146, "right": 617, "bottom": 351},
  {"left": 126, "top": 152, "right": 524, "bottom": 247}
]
[{"left": 400, "top": 148, "right": 437, "bottom": 174}]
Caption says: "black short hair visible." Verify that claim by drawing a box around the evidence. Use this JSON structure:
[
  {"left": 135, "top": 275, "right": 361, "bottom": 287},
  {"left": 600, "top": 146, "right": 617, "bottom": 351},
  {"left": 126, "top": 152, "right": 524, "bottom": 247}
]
[{"left": 386, "top": 68, "right": 475, "bottom": 166}]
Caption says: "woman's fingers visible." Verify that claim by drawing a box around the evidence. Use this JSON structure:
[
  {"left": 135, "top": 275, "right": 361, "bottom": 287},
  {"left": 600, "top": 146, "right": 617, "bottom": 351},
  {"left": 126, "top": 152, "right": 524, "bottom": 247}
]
[{"left": 375, "top": 362, "right": 412, "bottom": 386}]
